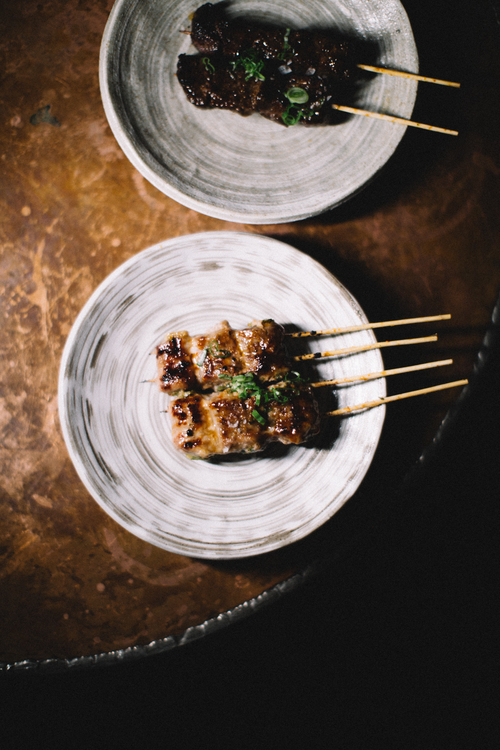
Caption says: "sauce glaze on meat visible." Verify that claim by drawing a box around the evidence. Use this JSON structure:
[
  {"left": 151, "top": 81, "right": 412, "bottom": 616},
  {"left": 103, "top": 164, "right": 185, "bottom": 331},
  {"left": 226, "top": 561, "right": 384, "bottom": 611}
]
[
  {"left": 156, "top": 319, "right": 290, "bottom": 394},
  {"left": 156, "top": 318, "right": 321, "bottom": 458},
  {"left": 177, "top": 2, "right": 358, "bottom": 125},
  {"left": 170, "top": 384, "right": 320, "bottom": 459}
]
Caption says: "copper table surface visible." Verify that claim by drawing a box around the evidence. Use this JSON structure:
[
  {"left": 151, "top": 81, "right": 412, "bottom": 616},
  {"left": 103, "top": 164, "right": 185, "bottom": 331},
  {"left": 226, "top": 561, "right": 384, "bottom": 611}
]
[{"left": 1, "top": 0, "right": 500, "bottom": 668}]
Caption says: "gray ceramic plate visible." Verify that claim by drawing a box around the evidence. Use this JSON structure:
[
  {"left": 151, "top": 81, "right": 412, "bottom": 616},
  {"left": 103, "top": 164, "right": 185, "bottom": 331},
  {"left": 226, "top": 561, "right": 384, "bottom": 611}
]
[
  {"left": 99, "top": 0, "right": 418, "bottom": 224},
  {"left": 58, "top": 232, "right": 385, "bottom": 559}
]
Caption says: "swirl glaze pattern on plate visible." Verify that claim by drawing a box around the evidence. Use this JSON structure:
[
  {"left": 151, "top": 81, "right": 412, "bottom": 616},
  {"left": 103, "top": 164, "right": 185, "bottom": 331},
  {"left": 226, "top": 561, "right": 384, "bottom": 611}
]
[
  {"left": 99, "top": 0, "right": 418, "bottom": 223},
  {"left": 58, "top": 233, "right": 385, "bottom": 559}
]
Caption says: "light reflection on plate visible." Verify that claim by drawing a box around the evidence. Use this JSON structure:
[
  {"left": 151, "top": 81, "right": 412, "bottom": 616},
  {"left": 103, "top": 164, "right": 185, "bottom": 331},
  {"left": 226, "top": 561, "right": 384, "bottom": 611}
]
[
  {"left": 99, "top": 0, "right": 418, "bottom": 223},
  {"left": 58, "top": 232, "right": 385, "bottom": 558}
]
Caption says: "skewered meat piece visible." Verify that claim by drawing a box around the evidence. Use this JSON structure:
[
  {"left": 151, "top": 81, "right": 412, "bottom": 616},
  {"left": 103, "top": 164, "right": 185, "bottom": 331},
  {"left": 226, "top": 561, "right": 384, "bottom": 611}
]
[
  {"left": 177, "top": 3, "right": 358, "bottom": 126},
  {"left": 190, "top": 3, "right": 356, "bottom": 80},
  {"left": 177, "top": 52, "right": 335, "bottom": 123},
  {"left": 170, "top": 381, "right": 320, "bottom": 458},
  {"left": 156, "top": 320, "right": 290, "bottom": 394},
  {"left": 177, "top": 52, "right": 269, "bottom": 116}
]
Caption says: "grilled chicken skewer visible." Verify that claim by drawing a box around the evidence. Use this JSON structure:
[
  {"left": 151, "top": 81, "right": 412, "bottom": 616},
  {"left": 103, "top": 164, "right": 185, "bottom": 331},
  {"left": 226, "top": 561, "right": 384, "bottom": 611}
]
[
  {"left": 168, "top": 367, "right": 467, "bottom": 458},
  {"left": 155, "top": 317, "right": 466, "bottom": 458},
  {"left": 155, "top": 318, "right": 446, "bottom": 393},
  {"left": 170, "top": 379, "right": 320, "bottom": 458},
  {"left": 156, "top": 319, "right": 289, "bottom": 395}
]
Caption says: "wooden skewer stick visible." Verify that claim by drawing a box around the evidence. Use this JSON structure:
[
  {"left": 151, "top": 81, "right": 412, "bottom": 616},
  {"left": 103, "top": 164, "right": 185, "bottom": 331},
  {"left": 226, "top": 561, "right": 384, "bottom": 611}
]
[
  {"left": 357, "top": 64, "right": 460, "bottom": 88},
  {"left": 332, "top": 104, "right": 458, "bottom": 136},
  {"left": 327, "top": 379, "right": 468, "bottom": 416},
  {"left": 311, "top": 359, "right": 452, "bottom": 387},
  {"left": 288, "top": 313, "right": 451, "bottom": 338},
  {"left": 294, "top": 334, "right": 438, "bottom": 361}
]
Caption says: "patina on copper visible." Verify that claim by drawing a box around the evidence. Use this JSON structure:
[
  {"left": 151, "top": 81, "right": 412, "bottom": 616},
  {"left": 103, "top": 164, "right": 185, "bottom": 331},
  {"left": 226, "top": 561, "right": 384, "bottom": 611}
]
[{"left": 1, "top": 0, "right": 500, "bottom": 665}]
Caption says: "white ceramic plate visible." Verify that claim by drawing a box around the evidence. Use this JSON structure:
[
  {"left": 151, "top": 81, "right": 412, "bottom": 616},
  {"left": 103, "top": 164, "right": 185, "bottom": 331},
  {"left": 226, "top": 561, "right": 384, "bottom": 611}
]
[
  {"left": 58, "top": 232, "right": 385, "bottom": 558},
  {"left": 99, "top": 0, "right": 418, "bottom": 224}
]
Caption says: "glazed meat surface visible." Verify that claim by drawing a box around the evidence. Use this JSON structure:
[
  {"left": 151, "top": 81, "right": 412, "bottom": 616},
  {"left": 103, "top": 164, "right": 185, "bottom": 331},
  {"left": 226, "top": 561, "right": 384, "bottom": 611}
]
[
  {"left": 177, "top": 53, "right": 336, "bottom": 124},
  {"left": 156, "top": 320, "right": 290, "bottom": 394},
  {"left": 177, "top": 2, "right": 358, "bottom": 126},
  {"left": 170, "top": 383, "right": 320, "bottom": 459},
  {"left": 190, "top": 3, "right": 356, "bottom": 79}
]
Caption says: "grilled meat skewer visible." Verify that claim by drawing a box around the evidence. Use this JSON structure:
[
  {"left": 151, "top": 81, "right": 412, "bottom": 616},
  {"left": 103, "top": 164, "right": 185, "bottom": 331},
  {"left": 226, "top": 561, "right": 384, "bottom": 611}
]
[
  {"left": 177, "top": 2, "right": 358, "bottom": 125},
  {"left": 177, "top": 52, "right": 335, "bottom": 123},
  {"left": 156, "top": 319, "right": 290, "bottom": 394},
  {"left": 190, "top": 3, "right": 356, "bottom": 80},
  {"left": 170, "top": 381, "right": 320, "bottom": 458}
]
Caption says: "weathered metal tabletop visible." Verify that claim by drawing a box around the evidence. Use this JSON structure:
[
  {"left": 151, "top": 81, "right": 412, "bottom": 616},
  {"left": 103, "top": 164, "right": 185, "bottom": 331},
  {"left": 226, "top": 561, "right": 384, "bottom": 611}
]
[{"left": 1, "top": 0, "right": 499, "bottom": 668}]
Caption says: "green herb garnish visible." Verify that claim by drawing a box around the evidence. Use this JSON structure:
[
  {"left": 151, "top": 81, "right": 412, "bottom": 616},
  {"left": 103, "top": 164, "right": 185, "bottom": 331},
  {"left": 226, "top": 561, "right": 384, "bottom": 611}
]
[
  {"left": 251, "top": 409, "right": 266, "bottom": 425},
  {"left": 278, "top": 27, "right": 293, "bottom": 60},
  {"left": 218, "top": 372, "right": 261, "bottom": 399},
  {"left": 285, "top": 87, "right": 309, "bottom": 105},
  {"left": 209, "top": 340, "right": 231, "bottom": 358},
  {"left": 196, "top": 340, "right": 232, "bottom": 367},
  {"left": 282, "top": 96, "right": 325, "bottom": 127},
  {"left": 231, "top": 49, "right": 266, "bottom": 81},
  {"left": 196, "top": 348, "right": 208, "bottom": 366},
  {"left": 282, "top": 88, "right": 310, "bottom": 125},
  {"left": 202, "top": 56, "right": 215, "bottom": 74},
  {"left": 282, "top": 103, "right": 305, "bottom": 126},
  {"left": 217, "top": 371, "right": 308, "bottom": 424}
]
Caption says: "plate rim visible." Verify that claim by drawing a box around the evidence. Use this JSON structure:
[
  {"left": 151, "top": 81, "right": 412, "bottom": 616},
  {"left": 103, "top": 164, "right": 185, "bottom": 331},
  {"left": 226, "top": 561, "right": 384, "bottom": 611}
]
[
  {"left": 58, "top": 231, "right": 386, "bottom": 559},
  {"left": 98, "top": 0, "right": 419, "bottom": 224}
]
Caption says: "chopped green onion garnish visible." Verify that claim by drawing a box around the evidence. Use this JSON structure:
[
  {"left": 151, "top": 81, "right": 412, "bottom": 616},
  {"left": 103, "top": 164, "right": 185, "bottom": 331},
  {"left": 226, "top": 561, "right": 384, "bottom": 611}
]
[
  {"left": 207, "top": 341, "right": 231, "bottom": 358},
  {"left": 285, "top": 87, "right": 309, "bottom": 104},
  {"left": 202, "top": 57, "right": 215, "bottom": 74},
  {"left": 231, "top": 49, "right": 265, "bottom": 81},
  {"left": 196, "top": 348, "right": 208, "bottom": 366},
  {"left": 278, "top": 27, "right": 293, "bottom": 59},
  {"left": 282, "top": 104, "right": 304, "bottom": 126},
  {"left": 251, "top": 409, "right": 266, "bottom": 425},
  {"left": 269, "top": 388, "right": 290, "bottom": 403}
]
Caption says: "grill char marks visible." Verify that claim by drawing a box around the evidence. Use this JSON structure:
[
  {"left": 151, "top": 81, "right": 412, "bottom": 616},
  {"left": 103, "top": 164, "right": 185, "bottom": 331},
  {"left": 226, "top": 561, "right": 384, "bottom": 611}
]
[
  {"left": 170, "top": 393, "right": 210, "bottom": 453},
  {"left": 156, "top": 332, "right": 197, "bottom": 393},
  {"left": 156, "top": 320, "right": 290, "bottom": 394},
  {"left": 232, "top": 320, "right": 290, "bottom": 381},
  {"left": 267, "top": 384, "right": 321, "bottom": 445},
  {"left": 157, "top": 319, "right": 321, "bottom": 458},
  {"left": 190, "top": 321, "right": 241, "bottom": 383},
  {"left": 170, "top": 385, "right": 320, "bottom": 458},
  {"left": 208, "top": 392, "right": 266, "bottom": 455}
]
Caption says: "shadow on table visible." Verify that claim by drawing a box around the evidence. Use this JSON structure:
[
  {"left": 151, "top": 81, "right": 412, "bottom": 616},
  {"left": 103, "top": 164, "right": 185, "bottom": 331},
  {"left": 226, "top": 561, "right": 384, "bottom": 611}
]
[{"left": 3, "top": 293, "right": 498, "bottom": 749}]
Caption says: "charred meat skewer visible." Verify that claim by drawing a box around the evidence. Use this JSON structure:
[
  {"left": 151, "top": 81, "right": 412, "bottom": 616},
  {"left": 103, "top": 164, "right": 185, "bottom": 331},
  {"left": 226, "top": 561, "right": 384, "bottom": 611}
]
[
  {"left": 190, "top": 2, "right": 357, "bottom": 80},
  {"left": 177, "top": 2, "right": 358, "bottom": 125},
  {"left": 156, "top": 319, "right": 290, "bottom": 394},
  {"left": 170, "top": 379, "right": 320, "bottom": 459},
  {"left": 178, "top": 3, "right": 460, "bottom": 130},
  {"left": 177, "top": 52, "right": 336, "bottom": 124},
  {"left": 155, "top": 316, "right": 463, "bottom": 459}
]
